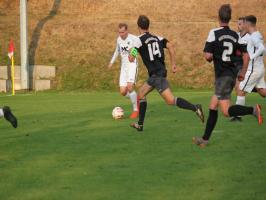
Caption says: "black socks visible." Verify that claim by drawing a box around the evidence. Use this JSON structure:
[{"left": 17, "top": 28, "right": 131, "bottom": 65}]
[
  {"left": 175, "top": 97, "right": 196, "bottom": 112},
  {"left": 202, "top": 105, "right": 254, "bottom": 141},
  {"left": 138, "top": 99, "right": 147, "bottom": 126},
  {"left": 203, "top": 109, "right": 218, "bottom": 140},
  {"left": 228, "top": 105, "right": 254, "bottom": 117}
]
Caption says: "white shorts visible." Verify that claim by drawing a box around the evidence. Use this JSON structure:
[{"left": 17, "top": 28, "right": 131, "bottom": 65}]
[
  {"left": 119, "top": 63, "right": 138, "bottom": 87},
  {"left": 239, "top": 70, "right": 266, "bottom": 93}
]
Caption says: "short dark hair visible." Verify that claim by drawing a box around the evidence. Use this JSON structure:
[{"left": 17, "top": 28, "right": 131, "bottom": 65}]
[
  {"left": 245, "top": 15, "right": 257, "bottom": 25},
  {"left": 118, "top": 23, "right": 128, "bottom": 30},
  {"left": 218, "top": 4, "right": 232, "bottom": 23},
  {"left": 238, "top": 17, "right": 245, "bottom": 21},
  {"left": 137, "top": 15, "right": 150, "bottom": 30}
]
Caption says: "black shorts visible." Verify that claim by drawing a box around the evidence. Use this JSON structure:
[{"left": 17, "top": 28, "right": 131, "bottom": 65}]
[
  {"left": 147, "top": 75, "right": 169, "bottom": 93},
  {"left": 215, "top": 76, "right": 236, "bottom": 100}
]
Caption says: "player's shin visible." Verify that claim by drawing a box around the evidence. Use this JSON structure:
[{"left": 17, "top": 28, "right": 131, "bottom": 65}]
[
  {"left": 228, "top": 105, "right": 253, "bottom": 116},
  {"left": 129, "top": 91, "right": 138, "bottom": 111},
  {"left": 229, "top": 104, "right": 263, "bottom": 125},
  {"left": 175, "top": 97, "right": 197, "bottom": 112},
  {"left": 138, "top": 99, "right": 147, "bottom": 126},
  {"left": 202, "top": 109, "right": 218, "bottom": 140}
]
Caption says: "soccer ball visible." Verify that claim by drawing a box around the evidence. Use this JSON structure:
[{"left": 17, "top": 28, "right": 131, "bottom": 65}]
[{"left": 112, "top": 107, "right": 124, "bottom": 119}]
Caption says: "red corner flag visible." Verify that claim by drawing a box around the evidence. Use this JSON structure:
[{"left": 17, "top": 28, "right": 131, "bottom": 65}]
[{"left": 8, "top": 40, "right": 15, "bottom": 59}]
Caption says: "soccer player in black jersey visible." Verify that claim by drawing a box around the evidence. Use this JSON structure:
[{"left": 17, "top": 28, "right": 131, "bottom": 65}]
[
  {"left": 128, "top": 15, "right": 204, "bottom": 131},
  {"left": 193, "top": 4, "right": 263, "bottom": 147},
  {"left": 0, "top": 106, "right": 17, "bottom": 128}
]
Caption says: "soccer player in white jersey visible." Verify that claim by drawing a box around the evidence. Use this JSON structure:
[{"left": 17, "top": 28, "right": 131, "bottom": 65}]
[
  {"left": 108, "top": 23, "right": 139, "bottom": 119},
  {"left": 238, "top": 15, "right": 266, "bottom": 107},
  {"left": 235, "top": 17, "right": 250, "bottom": 76},
  {"left": 231, "top": 17, "right": 250, "bottom": 122},
  {"left": 0, "top": 106, "right": 17, "bottom": 128}
]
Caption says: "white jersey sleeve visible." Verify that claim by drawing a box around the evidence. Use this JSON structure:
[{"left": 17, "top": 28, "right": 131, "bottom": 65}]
[
  {"left": 206, "top": 29, "right": 216, "bottom": 42},
  {"left": 133, "top": 36, "right": 142, "bottom": 49},
  {"left": 249, "top": 32, "right": 265, "bottom": 60},
  {"left": 203, "top": 28, "right": 223, "bottom": 53},
  {"left": 110, "top": 39, "right": 120, "bottom": 64}
]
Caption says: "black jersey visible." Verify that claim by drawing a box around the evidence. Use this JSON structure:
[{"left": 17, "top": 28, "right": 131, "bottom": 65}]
[
  {"left": 204, "top": 26, "right": 247, "bottom": 78},
  {"left": 134, "top": 32, "right": 168, "bottom": 77}
]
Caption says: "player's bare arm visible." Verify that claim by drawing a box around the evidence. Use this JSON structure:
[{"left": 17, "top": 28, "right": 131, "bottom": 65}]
[
  {"left": 108, "top": 40, "right": 120, "bottom": 69},
  {"left": 166, "top": 41, "right": 177, "bottom": 73},
  {"left": 238, "top": 52, "right": 250, "bottom": 81},
  {"left": 249, "top": 33, "right": 266, "bottom": 60},
  {"left": 108, "top": 63, "right": 113, "bottom": 69}
]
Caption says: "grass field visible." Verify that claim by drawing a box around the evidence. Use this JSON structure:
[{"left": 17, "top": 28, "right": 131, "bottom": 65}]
[{"left": 0, "top": 90, "right": 266, "bottom": 200}]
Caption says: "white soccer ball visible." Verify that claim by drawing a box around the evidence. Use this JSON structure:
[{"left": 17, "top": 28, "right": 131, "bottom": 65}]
[{"left": 112, "top": 107, "right": 124, "bottom": 119}]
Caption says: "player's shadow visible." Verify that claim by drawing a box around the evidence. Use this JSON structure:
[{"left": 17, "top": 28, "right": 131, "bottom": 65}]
[{"left": 28, "top": 0, "right": 61, "bottom": 89}]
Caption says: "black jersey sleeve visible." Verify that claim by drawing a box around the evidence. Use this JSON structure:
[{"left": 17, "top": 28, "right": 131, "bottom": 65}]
[
  {"left": 157, "top": 36, "right": 168, "bottom": 48},
  {"left": 203, "top": 30, "right": 215, "bottom": 53}
]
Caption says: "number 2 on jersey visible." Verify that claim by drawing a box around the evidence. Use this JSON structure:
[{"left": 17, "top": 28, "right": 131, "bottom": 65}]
[
  {"left": 222, "top": 41, "right": 233, "bottom": 62},
  {"left": 148, "top": 42, "right": 161, "bottom": 61}
]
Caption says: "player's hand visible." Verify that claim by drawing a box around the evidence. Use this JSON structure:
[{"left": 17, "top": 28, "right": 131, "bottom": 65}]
[
  {"left": 128, "top": 55, "right": 135, "bottom": 63},
  {"left": 205, "top": 53, "right": 213, "bottom": 62},
  {"left": 172, "top": 64, "right": 178, "bottom": 73},
  {"left": 108, "top": 63, "right": 112, "bottom": 69},
  {"left": 238, "top": 70, "right": 246, "bottom": 81}
]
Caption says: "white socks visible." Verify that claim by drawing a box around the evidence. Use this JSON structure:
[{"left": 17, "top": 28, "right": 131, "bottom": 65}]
[
  {"left": 127, "top": 91, "right": 138, "bottom": 111},
  {"left": 0, "top": 108, "right": 4, "bottom": 117},
  {"left": 236, "top": 96, "right": 246, "bottom": 106}
]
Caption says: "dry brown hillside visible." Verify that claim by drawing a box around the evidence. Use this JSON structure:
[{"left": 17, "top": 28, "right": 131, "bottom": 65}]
[{"left": 1, "top": 0, "right": 266, "bottom": 90}]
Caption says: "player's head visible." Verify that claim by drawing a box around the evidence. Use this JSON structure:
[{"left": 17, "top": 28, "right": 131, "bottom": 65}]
[
  {"left": 118, "top": 23, "right": 128, "bottom": 40},
  {"left": 245, "top": 15, "right": 257, "bottom": 33},
  {"left": 137, "top": 15, "right": 150, "bottom": 32},
  {"left": 237, "top": 17, "right": 246, "bottom": 32},
  {"left": 218, "top": 4, "right": 232, "bottom": 24}
]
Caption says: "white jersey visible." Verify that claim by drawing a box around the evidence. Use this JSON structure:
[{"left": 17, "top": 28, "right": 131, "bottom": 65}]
[
  {"left": 110, "top": 33, "right": 139, "bottom": 65},
  {"left": 238, "top": 32, "right": 250, "bottom": 45},
  {"left": 247, "top": 31, "right": 265, "bottom": 72}
]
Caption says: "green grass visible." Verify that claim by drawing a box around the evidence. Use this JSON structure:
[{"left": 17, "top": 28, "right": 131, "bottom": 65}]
[{"left": 0, "top": 90, "right": 266, "bottom": 200}]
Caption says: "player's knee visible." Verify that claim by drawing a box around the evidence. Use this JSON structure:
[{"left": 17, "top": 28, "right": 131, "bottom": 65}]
[
  {"left": 138, "top": 90, "right": 146, "bottom": 100},
  {"left": 237, "top": 89, "right": 245, "bottom": 96},
  {"left": 209, "top": 105, "right": 218, "bottom": 110},
  {"left": 165, "top": 98, "right": 175, "bottom": 105},
  {"left": 221, "top": 109, "right": 229, "bottom": 117},
  {"left": 127, "top": 85, "right": 134, "bottom": 92},
  {"left": 138, "top": 94, "right": 145, "bottom": 99}
]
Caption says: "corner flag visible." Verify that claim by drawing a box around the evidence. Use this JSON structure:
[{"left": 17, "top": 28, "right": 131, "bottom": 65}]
[
  {"left": 8, "top": 40, "right": 15, "bottom": 59},
  {"left": 8, "top": 40, "right": 15, "bottom": 95}
]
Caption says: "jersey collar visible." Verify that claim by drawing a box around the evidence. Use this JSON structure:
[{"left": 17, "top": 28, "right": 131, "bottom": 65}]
[
  {"left": 240, "top": 32, "right": 248, "bottom": 38},
  {"left": 221, "top": 25, "right": 230, "bottom": 29}
]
